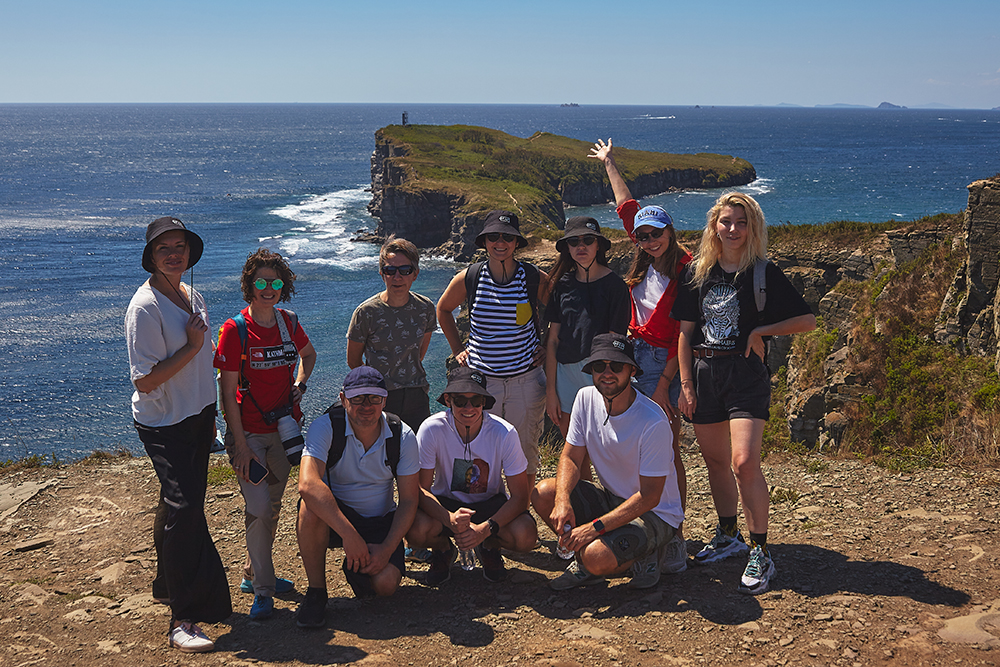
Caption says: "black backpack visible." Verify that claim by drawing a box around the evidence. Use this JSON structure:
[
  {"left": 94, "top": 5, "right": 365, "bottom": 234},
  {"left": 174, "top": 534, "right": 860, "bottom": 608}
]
[{"left": 322, "top": 402, "right": 403, "bottom": 477}]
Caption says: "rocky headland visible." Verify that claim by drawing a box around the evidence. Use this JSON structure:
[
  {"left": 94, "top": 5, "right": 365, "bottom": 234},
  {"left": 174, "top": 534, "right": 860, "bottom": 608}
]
[{"left": 367, "top": 124, "right": 755, "bottom": 259}]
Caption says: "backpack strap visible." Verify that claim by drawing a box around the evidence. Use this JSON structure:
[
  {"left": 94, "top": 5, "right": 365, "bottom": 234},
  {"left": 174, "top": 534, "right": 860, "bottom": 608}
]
[
  {"left": 464, "top": 261, "right": 488, "bottom": 314},
  {"left": 324, "top": 403, "right": 401, "bottom": 478},
  {"left": 753, "top": 259, "right": 767, "bottom": 317}
]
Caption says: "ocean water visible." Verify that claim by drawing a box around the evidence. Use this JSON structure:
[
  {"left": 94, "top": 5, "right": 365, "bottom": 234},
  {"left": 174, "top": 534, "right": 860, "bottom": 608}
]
[{"left": 2, "top": 103, "right": 998, "bottom": 460}]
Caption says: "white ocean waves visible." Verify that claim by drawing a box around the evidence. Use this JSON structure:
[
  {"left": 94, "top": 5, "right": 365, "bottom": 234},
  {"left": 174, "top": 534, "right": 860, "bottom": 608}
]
[{"left": 269, "top": 187, "right": 377, "bottom": 265}]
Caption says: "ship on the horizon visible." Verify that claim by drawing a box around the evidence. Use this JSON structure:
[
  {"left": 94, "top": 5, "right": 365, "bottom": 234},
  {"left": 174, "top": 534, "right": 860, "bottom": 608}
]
[{"left": 560, "top": 102, "right": 580, "bottom": 107}]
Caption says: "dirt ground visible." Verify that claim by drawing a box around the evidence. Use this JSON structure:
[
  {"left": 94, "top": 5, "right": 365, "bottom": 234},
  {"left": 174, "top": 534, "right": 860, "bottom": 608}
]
[{"left": 2, "top": 442, "right": 999, "bottom": 667}]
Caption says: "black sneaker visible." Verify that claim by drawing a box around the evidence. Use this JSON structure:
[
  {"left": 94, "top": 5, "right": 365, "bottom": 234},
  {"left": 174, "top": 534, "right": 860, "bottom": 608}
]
[
  {"left": 296, "top": 588, "right": 327, "bottom": 629},
  {"left": 476, "top": 545, "right": 506, "bottom": 583},
  {"left": 425, "top": 543, "right": 457, "bottom": 587}
]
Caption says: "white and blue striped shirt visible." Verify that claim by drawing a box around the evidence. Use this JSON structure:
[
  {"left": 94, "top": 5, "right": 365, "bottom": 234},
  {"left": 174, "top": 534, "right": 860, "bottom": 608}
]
[{"left": 467, "top": 263, "right": 539, "bottom": 376}]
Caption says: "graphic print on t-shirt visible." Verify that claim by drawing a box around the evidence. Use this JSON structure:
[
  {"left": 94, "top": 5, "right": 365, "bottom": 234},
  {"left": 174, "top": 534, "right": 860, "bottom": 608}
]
[
  {"left": 703, "top": 283, "right": 740, "bottom": 348},
  {"left": 249, "top": 343, "right": 296, "bottom": 370},
  {"left": 450, "top": 458, "right": 490, "bottom": 495}
]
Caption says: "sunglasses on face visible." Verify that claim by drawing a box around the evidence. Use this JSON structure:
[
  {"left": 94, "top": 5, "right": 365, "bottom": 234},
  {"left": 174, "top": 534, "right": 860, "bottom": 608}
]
[
  {"left": 347, "top": 394, "right": 386, "bottom": 406},
  {"left": 566, "top": 235, "right": 597, "bottom": 247},
  {"left": 589, "top": 360, "right": 627, "bottom": 374},
  {"left": 254, "top": 278, "right": 284, "bottom": 290},
  {"left": 485, "top": 233, "right": 517, "bottom": 243},
  {"left": 381, "top": 265, "right": 415, "bottom": 276},
  {"left": 449, "top": 394, "right": 485, "bottom": 408},
  {"left": 635, "top": 228, "right": 665, "bottom": 243}
]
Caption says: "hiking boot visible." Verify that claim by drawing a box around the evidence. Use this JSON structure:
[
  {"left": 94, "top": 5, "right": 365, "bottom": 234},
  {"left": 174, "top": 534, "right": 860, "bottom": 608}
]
[
  {"left": 738, "top": 545, "right": 776, "bottom": 595},
  {"left": 693, "top": 526, "right": 749, "bottom": 565},
  {"left": 296, "top": 588, "right": 328, "bottom": 629},
  {"left": 425, "top": 543, "right": 457, "bottom": 587},
  {"left": 249, "top": 594, "right": 273, "bottom": 620},
  {"left": 476, "top": 545, "right": 506, "bottom": 583},
  {"left": 659, "top": 532, "right": 689, "bottom": 574},
  {"left": 549, "top": 559, "right": 603, "bottom": 591},
  {"left": 240, "top": 577, "right": 295, "bottom": 595},
  {"left": 627, "top": 552, "right": 661, "bottom": 589},
  {"left": 168, "top": 622, "right": 214, "bottom": 653},
  {"left": 404, "top": 546, "right": 433, "bottom": 564}
]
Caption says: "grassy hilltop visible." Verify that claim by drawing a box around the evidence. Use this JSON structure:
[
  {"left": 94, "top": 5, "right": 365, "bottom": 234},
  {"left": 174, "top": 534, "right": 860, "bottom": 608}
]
[{"left": 369, "top": 124, "right": 756, "bottom": 247}]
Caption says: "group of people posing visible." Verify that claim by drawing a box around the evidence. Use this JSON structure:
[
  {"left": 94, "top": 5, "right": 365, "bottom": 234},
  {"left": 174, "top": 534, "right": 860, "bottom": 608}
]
[{"left": 124, "top": 139, "right": 815, "bottom": 653}]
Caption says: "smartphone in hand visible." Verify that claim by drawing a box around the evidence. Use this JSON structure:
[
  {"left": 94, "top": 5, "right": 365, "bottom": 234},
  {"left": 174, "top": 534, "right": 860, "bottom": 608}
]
[{"left": 248, "top": 458, "right": 268, "bottom": 485}]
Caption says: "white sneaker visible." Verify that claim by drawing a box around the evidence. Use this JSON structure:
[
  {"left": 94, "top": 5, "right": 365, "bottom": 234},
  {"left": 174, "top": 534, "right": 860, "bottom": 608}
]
[
  {"left": 658, "top": 532, "right": 689, "bottom": 574},
  {"left": 738, "top": 545, "right": 777, "bottom": 595},
  {"left": 169, "top": 622, "right": 215, "bottom": 653}
]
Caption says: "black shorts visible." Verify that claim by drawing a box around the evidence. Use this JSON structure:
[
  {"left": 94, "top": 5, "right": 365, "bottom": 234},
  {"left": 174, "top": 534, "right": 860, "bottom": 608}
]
[
  {"left": 691, "top": 353, "right": 771, "bottom": 423},
  {"left": 434, "top": 493, "right": 513, "bottom": 537},
  {"left": 308, "top": 497, "right": 406, "bottom": 598}
]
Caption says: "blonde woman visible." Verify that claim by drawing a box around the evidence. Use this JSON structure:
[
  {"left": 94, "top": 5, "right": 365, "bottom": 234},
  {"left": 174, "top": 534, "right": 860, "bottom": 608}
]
[{"left": 671, "top": 192, "right": 815, "bottom": 595}]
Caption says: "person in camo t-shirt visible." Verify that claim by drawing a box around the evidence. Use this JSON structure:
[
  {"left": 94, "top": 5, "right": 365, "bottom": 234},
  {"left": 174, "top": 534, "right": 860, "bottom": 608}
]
[{"left": 347, "top": 235, "right": 437, "bottom": 432}]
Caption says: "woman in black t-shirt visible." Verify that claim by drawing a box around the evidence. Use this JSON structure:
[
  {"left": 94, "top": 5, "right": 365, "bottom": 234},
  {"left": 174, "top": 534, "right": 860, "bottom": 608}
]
[{"left": 672, "top": 192, "right": 815, "bottom": 596}]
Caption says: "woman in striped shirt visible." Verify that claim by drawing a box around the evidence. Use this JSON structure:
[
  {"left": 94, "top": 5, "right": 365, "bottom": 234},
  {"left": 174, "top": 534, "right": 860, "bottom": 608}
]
[{"left": 437, "top": 210, "right": 551, "bottom": 488}]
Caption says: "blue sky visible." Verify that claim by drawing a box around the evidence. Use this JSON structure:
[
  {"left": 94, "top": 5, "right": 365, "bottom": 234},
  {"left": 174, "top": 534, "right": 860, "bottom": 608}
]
[{"left": 2, "top": 0, "right": 998, "bottom": 108}]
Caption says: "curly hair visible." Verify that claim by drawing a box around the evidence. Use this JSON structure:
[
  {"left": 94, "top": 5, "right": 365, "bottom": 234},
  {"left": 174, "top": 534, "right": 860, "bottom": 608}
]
[
  {"left": 240, "top": 247, "right": 297, "bottom": 304},
  {"left": 690, "top": 192, "right": 768, "bottom": 288}
]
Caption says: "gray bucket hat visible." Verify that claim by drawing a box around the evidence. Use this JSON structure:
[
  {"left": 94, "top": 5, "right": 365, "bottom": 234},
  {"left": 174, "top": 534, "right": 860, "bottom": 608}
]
[
  {"left": 581, "top": 333, "right": 643, "bottom": 377},
  {"left": 437, "top": 366, "right": 496, "bottom": 410},
  {"left": 141, "top": 217, "right": 204, "bottom": 273}
]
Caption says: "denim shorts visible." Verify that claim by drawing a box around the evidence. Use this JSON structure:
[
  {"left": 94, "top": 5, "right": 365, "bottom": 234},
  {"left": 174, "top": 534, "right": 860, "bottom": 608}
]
[
  {"left": 631, "top": 338, "right": 681, "bottom": 408},
  {"left": 691, "top": 353, "right": 771, "bottom": 423}
]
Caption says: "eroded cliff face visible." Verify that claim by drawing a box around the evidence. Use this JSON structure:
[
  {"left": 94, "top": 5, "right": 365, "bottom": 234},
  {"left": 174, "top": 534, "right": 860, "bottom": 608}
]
[{"left": 368, "top": 130, "right": 755, "bottom": 260}]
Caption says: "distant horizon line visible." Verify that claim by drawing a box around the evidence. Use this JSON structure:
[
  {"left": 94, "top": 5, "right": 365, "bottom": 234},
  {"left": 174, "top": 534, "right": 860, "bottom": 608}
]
[{"left": 0, "top": 101, "right": 996, "bottom": 111}]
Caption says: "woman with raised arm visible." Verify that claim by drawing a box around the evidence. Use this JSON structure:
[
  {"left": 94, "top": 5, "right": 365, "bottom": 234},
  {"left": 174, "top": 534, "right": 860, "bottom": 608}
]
[
  {"left": 671, "top": 191, "right": 815, "bottom": 595},
  {"left": 590, "top": 138, "right": 691, "bottom": 576},
  {"left": 125, "top": 217, "right": 231, "bottom": 653}
]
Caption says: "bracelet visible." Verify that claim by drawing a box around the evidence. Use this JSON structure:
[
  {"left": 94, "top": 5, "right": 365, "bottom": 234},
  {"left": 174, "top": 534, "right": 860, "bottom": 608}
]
[
  {"left": 592, "top": 518, "right": 607, "bottom": 535},
  {"left": 681, "top": 379, "right": 694, "bottom": 385},
  {"left": 488, "top": 518, "right": 500, "bottom": 537}
]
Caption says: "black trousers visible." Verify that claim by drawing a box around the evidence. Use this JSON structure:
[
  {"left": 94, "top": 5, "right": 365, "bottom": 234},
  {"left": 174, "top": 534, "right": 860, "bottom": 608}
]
[{"left": 135, "top": 404, "right": 232, "bottom": 624}]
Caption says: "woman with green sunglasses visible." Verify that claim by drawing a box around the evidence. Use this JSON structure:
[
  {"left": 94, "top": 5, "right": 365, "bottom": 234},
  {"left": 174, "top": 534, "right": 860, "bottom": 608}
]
[{"left": 214, "top": 247, "right": 317, "bottom": 620}]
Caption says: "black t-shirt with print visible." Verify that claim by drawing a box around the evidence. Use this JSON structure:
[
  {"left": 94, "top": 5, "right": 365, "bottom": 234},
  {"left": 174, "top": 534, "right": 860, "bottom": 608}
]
[{"left": 671, "top": 261, "right": 812, "bottom": 353}]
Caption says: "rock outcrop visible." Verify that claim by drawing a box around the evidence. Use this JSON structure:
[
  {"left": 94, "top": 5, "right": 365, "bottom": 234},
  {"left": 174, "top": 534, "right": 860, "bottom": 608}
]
[{"left": 368, "top": 124, "right": 755, "bottom": 260}]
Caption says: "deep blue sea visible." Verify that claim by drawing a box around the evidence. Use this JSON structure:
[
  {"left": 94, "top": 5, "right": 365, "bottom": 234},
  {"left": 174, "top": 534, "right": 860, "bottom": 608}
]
[{"left": 2, "top": 103, "right": 998, "bottom": 461}]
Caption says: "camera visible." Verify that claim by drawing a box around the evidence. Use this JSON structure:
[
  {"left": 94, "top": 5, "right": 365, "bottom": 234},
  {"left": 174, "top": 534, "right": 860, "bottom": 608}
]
[
  {"left": 276, "top": 414, "right": 304, "bottom": 465},
  {"left": 262, "top": 404, "right": 304, "bottom": 465}
]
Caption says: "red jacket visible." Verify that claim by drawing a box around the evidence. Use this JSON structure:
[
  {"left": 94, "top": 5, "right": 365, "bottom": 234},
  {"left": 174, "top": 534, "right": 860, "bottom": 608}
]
[{"left": 618, "top": 199, "right": 692, "bottom": 355}]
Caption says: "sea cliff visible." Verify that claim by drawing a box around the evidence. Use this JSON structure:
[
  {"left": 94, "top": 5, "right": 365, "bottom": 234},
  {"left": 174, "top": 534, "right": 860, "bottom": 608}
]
[{"left": 367, "top": 124, "right": 756, "bottom": 259}]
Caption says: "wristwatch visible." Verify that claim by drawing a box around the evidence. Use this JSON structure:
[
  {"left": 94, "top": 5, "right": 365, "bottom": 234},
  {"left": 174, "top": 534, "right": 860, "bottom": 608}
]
[
  {"left": 488, "top": 518, "right": 500, "bottom": 537},
  {"left": 294, "top": 381, "right": 307, "bottom": 394},
  {"left": 592, "top": 518, "right": 607, "bottom": 535}
]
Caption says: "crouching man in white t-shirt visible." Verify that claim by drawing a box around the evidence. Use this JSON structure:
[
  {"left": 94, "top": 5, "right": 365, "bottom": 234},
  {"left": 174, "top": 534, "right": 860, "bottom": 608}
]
[
  {"left": 532, "top": 333, "right": 684, "bottom": 590},
  {"left": 406, "top": 367, "right": 538, "bottom": 586}
]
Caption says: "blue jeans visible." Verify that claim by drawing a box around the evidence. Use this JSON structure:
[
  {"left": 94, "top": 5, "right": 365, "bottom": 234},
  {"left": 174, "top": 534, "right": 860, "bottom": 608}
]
[{"left": 631, "top": 338, "right": 681, "bottom": 408}]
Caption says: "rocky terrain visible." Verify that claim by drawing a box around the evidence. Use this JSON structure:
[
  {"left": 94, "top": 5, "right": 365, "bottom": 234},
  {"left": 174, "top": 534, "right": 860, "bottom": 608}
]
[{"left": 2, "top": 445, "right": 998, "bottom": 667}]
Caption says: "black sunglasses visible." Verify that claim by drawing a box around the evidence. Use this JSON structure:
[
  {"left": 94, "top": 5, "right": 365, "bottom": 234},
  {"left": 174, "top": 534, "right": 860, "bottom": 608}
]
[
  {"left": 566, "top": 235, "right": 597, "bottom": 247},
  {"left": 485, "top": 233, "right": 517, "bottom": 243},
  {"left": 347, "top": 394, "right": 386, "bottom": 406},
  {"left": 381, "top": 265, "right": 415, "bottom": 276},
  {"left": 450, "top": 395, "right": 485, "bottom": 408},
  {"left": 589, "top": 360, "right": 627, "bottom": 374},
  {"left": 635, "top": 228, "right": 665, "bottom": 243}
]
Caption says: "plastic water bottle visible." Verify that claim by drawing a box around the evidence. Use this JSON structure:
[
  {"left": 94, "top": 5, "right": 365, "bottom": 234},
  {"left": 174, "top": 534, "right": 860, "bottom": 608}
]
[
  {"left": 556, "top": 523, "right": 575, "bottom": 560},
  {"left": 459, "top": 548, "right": 476, "bottom": 571}
]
